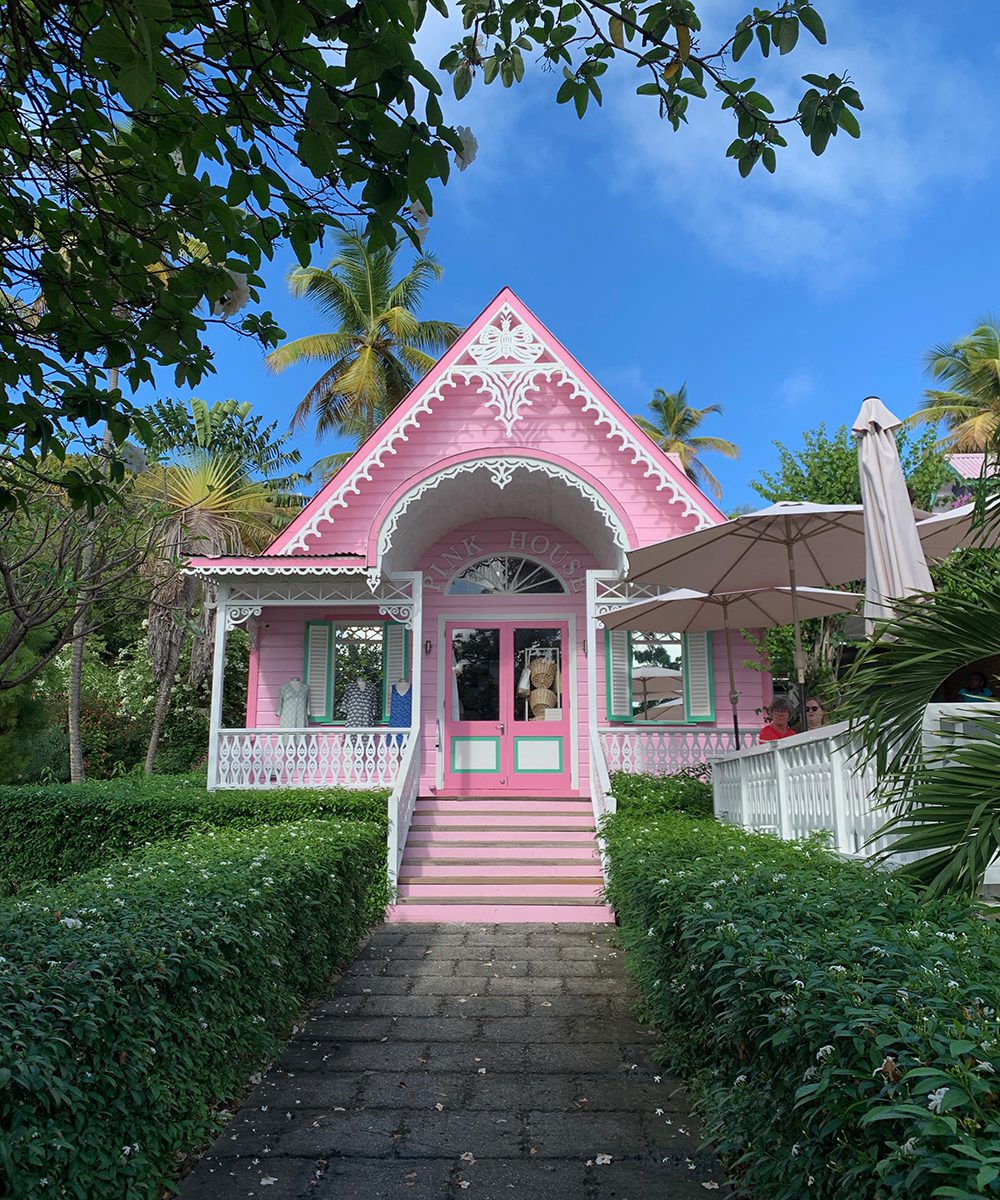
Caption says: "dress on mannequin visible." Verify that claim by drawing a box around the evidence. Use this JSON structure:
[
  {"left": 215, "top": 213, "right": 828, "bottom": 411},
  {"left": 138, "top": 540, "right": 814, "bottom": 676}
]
[
  {"left": 388, "top": 680, "right": 413, "bottom": 745},
  {"left": 342, "top": 677, "right": 379, "bottom": 726},
  {"left": 277, "top": 677, "right": 309, "bottom": 728}
]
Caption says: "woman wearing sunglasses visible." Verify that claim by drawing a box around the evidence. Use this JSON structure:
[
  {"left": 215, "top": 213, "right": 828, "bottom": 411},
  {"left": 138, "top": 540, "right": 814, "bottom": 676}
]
[{"left": 804, "top": 697, "right": 826, "bottom": 731}]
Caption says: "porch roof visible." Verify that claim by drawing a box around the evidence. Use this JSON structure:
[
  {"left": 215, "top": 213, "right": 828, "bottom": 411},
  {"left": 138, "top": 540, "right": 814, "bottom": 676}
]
[{"left": 185, "top": 553, "right": 367, "bottom": 578}]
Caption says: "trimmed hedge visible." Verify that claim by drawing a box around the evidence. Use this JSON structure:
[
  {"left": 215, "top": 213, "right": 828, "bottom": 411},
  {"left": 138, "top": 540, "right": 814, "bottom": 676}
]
[
  {"left": 0, "top": 819, "right": 385, "bottom": 1199},
  {"left": 603, "top": 812, "right": 1000, "bottom": 1199},
  {"left": 0, "top": 775, "right": 389, "bottom": 892},
  {"left": 610, "top": 769, "right": 713, "bottom": 818}
]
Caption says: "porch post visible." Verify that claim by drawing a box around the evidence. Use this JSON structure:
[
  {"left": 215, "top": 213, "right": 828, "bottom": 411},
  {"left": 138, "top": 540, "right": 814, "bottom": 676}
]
[
  {"left": 585, "top": 570, "right": 600, "bottom": 745},
  {"left": 406, "top": 571, "right": 423, "bottom": 738},
  {"left": 206, "top": 583, "right": 229, "bottom": 790}
]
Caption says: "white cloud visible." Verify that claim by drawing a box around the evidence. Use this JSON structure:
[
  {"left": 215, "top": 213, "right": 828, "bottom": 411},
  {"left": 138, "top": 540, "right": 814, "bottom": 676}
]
[
  {"left": 603, "top": 0, "right": 997, "bottom": 288},
  {"left": 777, "top": 370, "right": 816, "bottom": 408}
]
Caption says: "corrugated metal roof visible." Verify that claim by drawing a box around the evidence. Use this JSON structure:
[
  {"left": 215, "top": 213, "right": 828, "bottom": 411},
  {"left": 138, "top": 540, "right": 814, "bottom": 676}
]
[{"left": 947, "top": 453, "right": 986, "bottom": 479}]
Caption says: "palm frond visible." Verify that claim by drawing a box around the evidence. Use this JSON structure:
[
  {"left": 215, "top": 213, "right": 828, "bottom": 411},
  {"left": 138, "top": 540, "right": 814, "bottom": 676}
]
[{"left": 265, "top": 332, "right": 358, "bottom": 373}]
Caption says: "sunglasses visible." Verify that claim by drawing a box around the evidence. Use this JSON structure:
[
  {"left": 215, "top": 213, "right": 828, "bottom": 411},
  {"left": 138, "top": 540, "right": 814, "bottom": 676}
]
[{"left": 805, "top": 706, "right": 822, "bottom": 713}]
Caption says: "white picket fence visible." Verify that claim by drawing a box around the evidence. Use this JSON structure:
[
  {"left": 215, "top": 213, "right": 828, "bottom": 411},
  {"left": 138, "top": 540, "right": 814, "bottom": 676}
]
[
  {"left": 600, "top": 726, "right": 756, "bottom": 777},
  {"left": 388, "top": 732, "right": 421, "bottom": 887},
  {"left": 214, "top": 728, "right": 408, "bottom": 789}
]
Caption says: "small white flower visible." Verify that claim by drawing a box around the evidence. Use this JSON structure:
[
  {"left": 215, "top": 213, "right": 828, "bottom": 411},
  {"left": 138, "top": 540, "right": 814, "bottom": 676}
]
[
  {"left": 926, "top": 1087, "right": 949, "bottom": 1113},
  {"left": 802, "top": 1066, "right": 817, "bottom": 1080},
  {"left": 790, "top": 1143, "right": 800, "bottom": 1157},
  {"left": 119, "top": 443, "right": 147, "bottom": 475},
  {"left": 59, "top": 917, "right": 83, "bottom": 929},
  {"left": 900, "top": 1138, "right": 917, "bottom": 1155},
  {"left": 213, "top": 270, "right": 250, "bottom": 318},
  {"left": 260, "top": 1178, "right": 278, "bottom": 1188},
  {"left": 816, "top": 1045, "right": 835, "bottom": 1063},
  {"left": 410, "top": 201, "right": 430, "bottom": 227},
  {"left": 455, "top": 125, "right": 478, "bottom": 171},
  {"left": 655, "top": 1108, "right": 664, "bottom": 1116},
  {"left": 733, "top": 1074, "right": 748, "bottom": 1086},
  {"left": 594, "top": 1153, "right": 612, "bottom": 1165}
]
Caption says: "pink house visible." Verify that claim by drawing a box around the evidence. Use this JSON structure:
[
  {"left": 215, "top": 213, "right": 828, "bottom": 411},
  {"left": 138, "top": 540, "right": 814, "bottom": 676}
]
[{"left": 189, "top": 289, "right": 768, "bottom": 920}]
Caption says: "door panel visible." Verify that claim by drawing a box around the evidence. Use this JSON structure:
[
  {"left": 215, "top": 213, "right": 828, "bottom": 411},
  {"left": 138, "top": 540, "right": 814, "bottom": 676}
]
[{"left": 443, "top": 621, "right": 572, "bottom": 794}]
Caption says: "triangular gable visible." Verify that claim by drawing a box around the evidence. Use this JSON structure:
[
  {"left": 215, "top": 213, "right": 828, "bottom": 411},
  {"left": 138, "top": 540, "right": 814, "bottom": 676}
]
[{"left": 267, "top": 287, "right": 725, "bottom": 555}]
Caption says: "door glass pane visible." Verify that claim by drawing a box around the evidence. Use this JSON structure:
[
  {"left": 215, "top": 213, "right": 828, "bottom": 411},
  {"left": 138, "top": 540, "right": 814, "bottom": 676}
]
[
  {"left": 451, "top": 628, "right": 500, "bottom": 721},
  {"left": 513, "top": 628, "right": 562, "bottom": 722}
]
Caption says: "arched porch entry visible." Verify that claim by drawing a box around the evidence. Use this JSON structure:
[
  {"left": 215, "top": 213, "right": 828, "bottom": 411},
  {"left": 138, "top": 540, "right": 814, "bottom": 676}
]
[{"left": 373, "top": 454, "right": 630, "bottom": 796}]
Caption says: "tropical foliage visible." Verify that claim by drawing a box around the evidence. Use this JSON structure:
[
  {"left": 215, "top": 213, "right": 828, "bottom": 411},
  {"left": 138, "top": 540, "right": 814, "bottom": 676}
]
[
  {"left": 2, "top": 4, "right": 857, "bottom": 512},
  {"left": 634, "top": 383, "right": 739, "bottom": 498},
  {"left": 912, "top": 316, "right": 1000, "bottom": 451},
  {"left": 265, "top": 232, "right": 461, "bottom": 454},
  {"left": 138, "top": 399, "right": 301, "bottom": 771},
  {"left": 845, "top": 582, "right": 1000, "bottom": 896},
  {"left": 603, "top": 810, "right": 1000, "bottom": 1200}
]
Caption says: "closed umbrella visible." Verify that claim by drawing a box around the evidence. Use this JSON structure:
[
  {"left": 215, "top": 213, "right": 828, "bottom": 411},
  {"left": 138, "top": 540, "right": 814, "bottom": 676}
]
[
  {"left": 601, "top": 586, "right": 863, "bottom": 739},
  {"left": 627, "top": 502, "right": 868, "bottom": 715},
  {"left": 852, "top": 396, "right": 933, "bottom": 633}
]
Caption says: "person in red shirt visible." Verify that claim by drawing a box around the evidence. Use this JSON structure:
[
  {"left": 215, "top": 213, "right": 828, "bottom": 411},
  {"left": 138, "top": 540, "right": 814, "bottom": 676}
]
[{"left": 759, "top": 698, "right": 796, "bottom": 743}]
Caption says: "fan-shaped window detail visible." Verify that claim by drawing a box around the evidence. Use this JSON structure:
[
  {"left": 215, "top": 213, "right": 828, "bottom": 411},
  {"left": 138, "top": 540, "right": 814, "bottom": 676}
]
[{"left": 447, "top": 555, "right": 566, "bottom": 595}]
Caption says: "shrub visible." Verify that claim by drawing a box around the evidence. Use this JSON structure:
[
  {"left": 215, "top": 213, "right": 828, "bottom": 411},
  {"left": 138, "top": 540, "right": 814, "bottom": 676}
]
[
  {"left": 0, "top": 819, "right": 384, "bottom": 1199},
  {"left": 603, "top": 811, "right": 1000, "bottom": 1199},
  {"left": 610, "top": 770, "right": 714, "bottom": 818},
  {"left": 0, "top": 775, "right": 389, "bottom": 893}
]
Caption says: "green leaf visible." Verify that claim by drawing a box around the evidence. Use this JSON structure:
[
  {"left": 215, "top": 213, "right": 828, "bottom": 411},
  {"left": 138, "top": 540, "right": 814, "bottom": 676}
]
[
  {"left": 799, "top": 5, "right": 827, "bottom": 44},
  {"left": 454, "top": 64, "right": 472, "bottom": 100},
  {"left": 837, "top": 108, "right": 861, "bottom": 138},
  {"left": 732, "top": 28, "right": 753, "bottom": 61}
]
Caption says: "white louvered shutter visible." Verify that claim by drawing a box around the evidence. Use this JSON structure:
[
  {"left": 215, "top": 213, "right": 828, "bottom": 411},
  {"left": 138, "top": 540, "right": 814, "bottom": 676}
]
[
  {"left": 382, "top": 623, "right": 408, "bottom": 720},
  {"left": 304, "top": 622, "right": 332, "bottom": 721},
  {"left": 683, "top": 632, "right": 714, "bottom": 721},
  {"left": 606, "top": 629, "right": 633, "bottom": 720}
]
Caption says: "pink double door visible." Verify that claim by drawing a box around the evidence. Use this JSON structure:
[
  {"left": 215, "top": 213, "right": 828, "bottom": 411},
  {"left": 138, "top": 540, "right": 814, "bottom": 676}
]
[{"left": 443, "top": 620, "right": 572, "bottom": 795}]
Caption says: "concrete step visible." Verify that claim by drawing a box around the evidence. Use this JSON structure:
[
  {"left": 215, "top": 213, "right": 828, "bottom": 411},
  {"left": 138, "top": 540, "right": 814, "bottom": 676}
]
[{"left": 387, "top": 902, "right": 614, "bottom": 923}]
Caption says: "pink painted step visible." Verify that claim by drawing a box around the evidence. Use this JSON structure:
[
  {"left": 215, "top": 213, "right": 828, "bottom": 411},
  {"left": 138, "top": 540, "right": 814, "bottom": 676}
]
[
  {"left": 401, "top": 844, "right": 598, "bottom": 862},
  {"left": 410, "top": 814, "right": 594, "bottom": 829},
  {"left": 399, "top": 863, "right": 603, "bottom": 880},
  {"left": 397, "top": 883, "right": 605, "bottom": 900},
  {"left": 414, "top": 799, "right": 591, "bottom": 813},
  {"left": 387, "top": 903, "right": 614, "bottom": 923},
  {"left": 407, "top": 829, "right": 596, "bottom": 843}
]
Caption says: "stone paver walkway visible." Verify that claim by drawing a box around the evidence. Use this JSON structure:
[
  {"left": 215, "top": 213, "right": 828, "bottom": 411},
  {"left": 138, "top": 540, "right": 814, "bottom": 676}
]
[{"left": 178, "top": 924, "right": 726, "bottom": 1199}]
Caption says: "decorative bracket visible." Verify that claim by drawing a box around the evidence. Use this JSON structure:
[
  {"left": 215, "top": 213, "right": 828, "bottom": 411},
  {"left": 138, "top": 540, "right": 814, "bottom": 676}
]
[
  {"left": 224, "top": 604, "right": 262, "bottom": 632},
  {"left": 378, "top": 604, "right": 414, "bottom": 628}
]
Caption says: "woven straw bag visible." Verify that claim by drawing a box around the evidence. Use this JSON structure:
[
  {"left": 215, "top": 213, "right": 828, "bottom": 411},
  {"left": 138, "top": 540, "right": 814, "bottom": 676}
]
[
  {"left": 529, "top": 658, "right": 556, "bottom": 689},
  {"left": 529, "top": 687, "right": 556, "bottom": 718}
]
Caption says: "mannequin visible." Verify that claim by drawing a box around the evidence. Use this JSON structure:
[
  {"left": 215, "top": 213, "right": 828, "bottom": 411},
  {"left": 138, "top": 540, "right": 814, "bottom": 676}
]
[
  {"left": 277, "top": 676, "right": 309, "bottom": 728},
  {"left": 342, "top": 676, "right": 379, "bottom": 726}
]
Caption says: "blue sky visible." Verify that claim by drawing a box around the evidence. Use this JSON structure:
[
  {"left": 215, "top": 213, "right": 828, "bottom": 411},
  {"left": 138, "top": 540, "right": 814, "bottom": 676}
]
[{"left": 176, "top": 0, "right": 1000, "bottom": 511}]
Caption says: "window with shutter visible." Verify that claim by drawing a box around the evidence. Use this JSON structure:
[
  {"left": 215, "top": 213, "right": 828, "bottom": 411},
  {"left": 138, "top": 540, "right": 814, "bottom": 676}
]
[
  {"left": 303, "top": 622, "right": 332, "bottom": 722},
  {"left": 605, "top": 629, "right": 633, "bottom": 720},
  {"left": 382, "top": 623, "right": 409, "bottom": 720},
  {"left": 683, "top": 632, "right": 715, "bottom": 722}
]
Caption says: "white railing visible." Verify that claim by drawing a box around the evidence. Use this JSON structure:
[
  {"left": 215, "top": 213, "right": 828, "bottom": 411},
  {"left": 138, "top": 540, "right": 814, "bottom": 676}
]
[
  {"left": 600, "top": 726, "right": 757, "bottom": 776},
  {"left": 388, "top": 731, "right": 420, "bottom": 888},
  {"left": 589, "top": 725, "right": 616, "bottom": 823},
  {"left": 711, "top": 721, "right": 885, "bottom": 855},
  {"left": 711, "top": 705, "right": 1000, "bottom": 863},
  {"left": 214, "top": 727, "right": 408, "bottom": 789}
]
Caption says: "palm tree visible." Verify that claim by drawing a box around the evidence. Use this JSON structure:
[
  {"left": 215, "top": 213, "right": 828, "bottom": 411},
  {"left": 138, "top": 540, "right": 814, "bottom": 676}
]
[
  {"left": 634, "top": 384, "right": 740, "bottom": 499},
  {"left": 911, "top": 315, "right": 1000, "bottom": 451},
  {"left": 140, "top": 399, "right": 301, "bottom": 772},
  {"left": 265, "top": 231, "right": 462, "bottom": 448}
]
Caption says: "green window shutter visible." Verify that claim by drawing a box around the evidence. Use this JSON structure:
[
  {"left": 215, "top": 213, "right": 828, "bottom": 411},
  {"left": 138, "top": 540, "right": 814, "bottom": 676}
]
[
  {"left": 605, "top": 629, "right": 633, "bottom": 721},
  {"left": 303, "top": 621, "right": 333, "bottom": 723},
  {"left": 683, "top": 631, "right": 715, "bottom": 722},
  {"left": 382, "top": 623, "right": 409, "bottom": 720}
]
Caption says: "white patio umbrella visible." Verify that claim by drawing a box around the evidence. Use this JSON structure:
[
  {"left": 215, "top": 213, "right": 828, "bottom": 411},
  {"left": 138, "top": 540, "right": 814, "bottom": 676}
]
[
  {"left": 627, "top": 502, "right": 868, "bottom": 713},
  {"left": 916, "top": 502, "right": 1000, "bottom": 561},
  {"left": 601, "top": 586, "right": 863, "bottom": 738},
  {"left": 852, "top": 396, "right": 933, "bottom": 633},
  {"left": 630, "top": 665, "right": 683, "bottom": 720}
]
